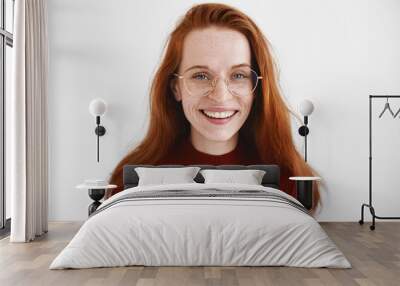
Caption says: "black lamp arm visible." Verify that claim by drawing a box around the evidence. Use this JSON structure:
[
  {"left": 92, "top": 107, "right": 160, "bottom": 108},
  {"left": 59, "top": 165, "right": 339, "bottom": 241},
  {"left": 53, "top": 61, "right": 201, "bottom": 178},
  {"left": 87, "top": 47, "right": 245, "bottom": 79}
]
[
  {"left": 298, "top": 115, "right": 310, "bottom": 162},
  {"left": 298, "top": 116, "right": 309, "bottom": 137},
  {"left": 94, "top": 116, "right": 106, "bottom": 162}
]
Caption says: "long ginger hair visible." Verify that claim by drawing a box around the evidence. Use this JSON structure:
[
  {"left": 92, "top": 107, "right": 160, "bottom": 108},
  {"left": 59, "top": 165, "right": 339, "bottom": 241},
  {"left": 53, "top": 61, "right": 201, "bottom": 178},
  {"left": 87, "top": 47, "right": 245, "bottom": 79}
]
[{"left": 107, "top": 3, "right": 320, "bottom": 208}]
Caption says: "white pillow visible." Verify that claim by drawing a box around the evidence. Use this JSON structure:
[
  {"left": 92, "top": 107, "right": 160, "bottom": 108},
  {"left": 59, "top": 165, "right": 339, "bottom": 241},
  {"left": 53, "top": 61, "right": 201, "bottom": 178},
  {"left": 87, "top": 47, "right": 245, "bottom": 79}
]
[
  {"left": 135, "top": 167, "right": 201, "bottom": 186},
  {"left": 200, "top": 169, "right": 266, "bottom": 185}
]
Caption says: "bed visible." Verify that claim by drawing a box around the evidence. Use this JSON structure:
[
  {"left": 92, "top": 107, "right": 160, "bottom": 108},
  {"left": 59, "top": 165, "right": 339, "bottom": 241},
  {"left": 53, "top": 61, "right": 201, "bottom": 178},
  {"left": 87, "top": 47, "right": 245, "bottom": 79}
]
[{"left": 49, "top": 164, "right": 351, "bottom": 269}]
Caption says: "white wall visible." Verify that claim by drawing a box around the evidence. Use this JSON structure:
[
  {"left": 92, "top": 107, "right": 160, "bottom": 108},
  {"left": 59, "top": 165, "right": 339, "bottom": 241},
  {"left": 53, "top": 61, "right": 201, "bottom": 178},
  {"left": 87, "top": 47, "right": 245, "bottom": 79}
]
[{"left": 47, "top": 0, "right": 400, "bottom": 221}]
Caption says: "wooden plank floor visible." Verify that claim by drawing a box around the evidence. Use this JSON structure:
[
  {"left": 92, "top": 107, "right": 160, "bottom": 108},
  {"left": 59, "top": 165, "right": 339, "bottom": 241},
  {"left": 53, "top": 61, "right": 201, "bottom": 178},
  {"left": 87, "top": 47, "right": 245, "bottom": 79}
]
[{"left": 0, "top": 222, "right": 399, "bottom": 286}]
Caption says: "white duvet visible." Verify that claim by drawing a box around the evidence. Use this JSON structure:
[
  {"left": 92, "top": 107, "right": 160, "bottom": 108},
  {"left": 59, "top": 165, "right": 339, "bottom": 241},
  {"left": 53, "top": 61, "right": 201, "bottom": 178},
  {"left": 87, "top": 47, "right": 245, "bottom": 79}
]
[{"left": 50, "top": 183, "right": 351, "bottom": 269}]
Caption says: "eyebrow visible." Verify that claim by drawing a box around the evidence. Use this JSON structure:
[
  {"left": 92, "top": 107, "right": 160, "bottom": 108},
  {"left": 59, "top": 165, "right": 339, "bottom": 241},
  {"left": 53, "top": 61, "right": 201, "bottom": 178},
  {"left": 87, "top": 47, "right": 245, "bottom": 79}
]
[{"left": 183, "top": 63, "right": 251, "bottom": 73}]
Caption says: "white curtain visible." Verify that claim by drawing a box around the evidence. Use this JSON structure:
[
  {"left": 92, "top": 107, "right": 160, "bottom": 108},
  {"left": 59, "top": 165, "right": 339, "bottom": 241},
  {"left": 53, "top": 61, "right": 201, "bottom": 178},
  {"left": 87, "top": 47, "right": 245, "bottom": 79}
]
[{"left": 9, "top": 0, "right": 48, "bottom": 242}]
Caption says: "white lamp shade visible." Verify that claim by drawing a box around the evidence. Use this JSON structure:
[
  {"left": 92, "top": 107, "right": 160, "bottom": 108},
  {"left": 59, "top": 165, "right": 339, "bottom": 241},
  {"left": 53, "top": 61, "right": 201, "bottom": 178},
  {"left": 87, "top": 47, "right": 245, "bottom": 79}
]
[
  {"left": 299, "top": 99, "right": 314, "bottom": 116},
  {"left": 89, "top": 98, "right": 107, "bottom": 116}
]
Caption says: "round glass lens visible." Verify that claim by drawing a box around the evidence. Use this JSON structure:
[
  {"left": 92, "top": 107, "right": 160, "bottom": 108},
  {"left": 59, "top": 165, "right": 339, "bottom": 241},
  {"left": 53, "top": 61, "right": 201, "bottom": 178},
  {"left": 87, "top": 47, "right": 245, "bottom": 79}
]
[
  {"left": 181, "top": 67, "right": 260, "bottom": 97},
  {"left": 227, "top": 67, "right": 259, "bottom": 97}
]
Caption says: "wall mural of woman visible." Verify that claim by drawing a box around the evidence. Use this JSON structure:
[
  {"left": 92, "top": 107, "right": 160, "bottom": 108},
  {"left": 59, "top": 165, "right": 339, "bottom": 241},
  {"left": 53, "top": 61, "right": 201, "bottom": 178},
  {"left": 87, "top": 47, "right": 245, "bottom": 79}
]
[{"left": 107, "top": 3, "right": 320, "bottom": 209}]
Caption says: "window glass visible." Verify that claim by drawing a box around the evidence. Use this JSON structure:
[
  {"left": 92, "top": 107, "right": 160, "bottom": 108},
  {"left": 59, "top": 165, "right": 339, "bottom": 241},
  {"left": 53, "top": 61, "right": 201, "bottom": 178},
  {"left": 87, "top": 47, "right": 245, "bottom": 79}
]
[
  {"left": 5, "top": 44, "right": 12, "bottom": 219},
  {"left": 0, "top": 1, "right": 3, "bottom": 29},
  {"left": 0, "top": 36, "right": 3, "bottom": 228},
  {"left": 6, "top": 0, "right": 14, "bottom": 33}
]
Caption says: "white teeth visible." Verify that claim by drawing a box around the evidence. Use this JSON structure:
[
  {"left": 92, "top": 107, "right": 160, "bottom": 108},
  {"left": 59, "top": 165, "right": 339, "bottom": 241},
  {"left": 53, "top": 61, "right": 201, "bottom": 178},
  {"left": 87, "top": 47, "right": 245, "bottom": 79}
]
[{"left": 202, "top": 110, "right": 236, "bottom": 119}]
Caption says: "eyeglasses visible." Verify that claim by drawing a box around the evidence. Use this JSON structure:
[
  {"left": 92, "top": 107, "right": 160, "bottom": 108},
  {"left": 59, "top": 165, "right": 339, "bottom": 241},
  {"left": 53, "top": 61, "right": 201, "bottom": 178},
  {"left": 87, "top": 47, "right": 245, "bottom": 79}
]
[{"left": 174, "top": 66, "right": 262, "bottom": 97}]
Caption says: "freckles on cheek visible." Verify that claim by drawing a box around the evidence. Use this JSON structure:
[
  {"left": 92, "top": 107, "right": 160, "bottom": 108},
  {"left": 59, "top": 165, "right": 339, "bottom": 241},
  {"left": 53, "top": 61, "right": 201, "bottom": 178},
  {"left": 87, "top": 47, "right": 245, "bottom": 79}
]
[
  {"left": 238, "top": 97, "right": 253, "bottom": 115},
  {"left": 182, "top": 99, "right": 201, "bottom": 120}
]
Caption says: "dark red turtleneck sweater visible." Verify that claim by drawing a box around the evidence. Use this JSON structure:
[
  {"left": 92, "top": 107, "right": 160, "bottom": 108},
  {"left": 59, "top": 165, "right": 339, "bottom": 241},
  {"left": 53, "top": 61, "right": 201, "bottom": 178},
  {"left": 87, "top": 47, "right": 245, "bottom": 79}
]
[{"left": 160, "top": 137, "right": 259, "bottom": 166}]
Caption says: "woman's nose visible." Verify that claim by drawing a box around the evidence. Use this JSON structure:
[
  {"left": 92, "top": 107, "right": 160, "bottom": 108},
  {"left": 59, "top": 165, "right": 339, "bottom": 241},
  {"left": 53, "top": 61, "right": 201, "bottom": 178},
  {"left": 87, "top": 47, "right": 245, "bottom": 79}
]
[{"left": 207, "top": 78, "right": 233, "bottom": 102}]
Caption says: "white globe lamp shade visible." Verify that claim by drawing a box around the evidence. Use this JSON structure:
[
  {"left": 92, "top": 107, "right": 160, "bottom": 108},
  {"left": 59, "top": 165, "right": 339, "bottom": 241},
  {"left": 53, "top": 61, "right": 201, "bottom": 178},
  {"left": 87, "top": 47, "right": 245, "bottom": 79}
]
[
  {"left": 89, "top": 98, "right": 107, "bottom": 117},
  {"left": 299, "top": 99, "right": 314, "bottom": 116}
]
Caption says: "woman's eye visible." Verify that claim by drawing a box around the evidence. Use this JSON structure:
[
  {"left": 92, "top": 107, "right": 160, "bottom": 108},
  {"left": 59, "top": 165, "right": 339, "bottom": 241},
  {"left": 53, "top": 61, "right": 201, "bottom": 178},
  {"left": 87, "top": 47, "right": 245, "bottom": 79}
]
[
  {"left": 232, "top": 73, "right": 247, "bottom": 80},
  {"left": 192, "top": 73, "right": 210, "bottom": 80}
]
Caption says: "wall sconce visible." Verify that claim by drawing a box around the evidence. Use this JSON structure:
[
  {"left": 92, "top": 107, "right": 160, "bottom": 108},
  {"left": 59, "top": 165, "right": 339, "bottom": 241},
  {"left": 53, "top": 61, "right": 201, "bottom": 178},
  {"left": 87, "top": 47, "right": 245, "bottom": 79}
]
[
  {"left": 89, "top": 98, "right": 107, "bottom": 162},
  {"left": 298, "top": 99, "right": 315, "bottom": 162}
]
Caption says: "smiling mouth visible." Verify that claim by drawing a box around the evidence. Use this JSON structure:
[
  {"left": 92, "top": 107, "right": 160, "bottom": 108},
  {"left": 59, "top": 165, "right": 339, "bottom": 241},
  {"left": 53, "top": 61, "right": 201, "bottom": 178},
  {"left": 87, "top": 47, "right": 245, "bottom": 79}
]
[
  {"left": 199, "top": 109, "right": 239, "bottom": 125},
  {"left": 200, "top": 110, "right": 238, "bottom": 119}
]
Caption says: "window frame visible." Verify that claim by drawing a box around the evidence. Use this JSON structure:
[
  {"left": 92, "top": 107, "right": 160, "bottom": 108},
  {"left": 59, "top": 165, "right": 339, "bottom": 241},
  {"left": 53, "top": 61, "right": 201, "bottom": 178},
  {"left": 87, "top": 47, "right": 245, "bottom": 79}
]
[{"left": 0, "top": 0, "right": 14, "bottom": 235}]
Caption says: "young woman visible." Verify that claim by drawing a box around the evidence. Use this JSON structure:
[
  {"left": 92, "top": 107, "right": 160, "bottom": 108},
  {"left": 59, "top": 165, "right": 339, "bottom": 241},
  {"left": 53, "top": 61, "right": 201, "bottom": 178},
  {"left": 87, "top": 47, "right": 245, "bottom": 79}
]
[{"left": 106, "top": 3, "right": 320, "bottom": 208}]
